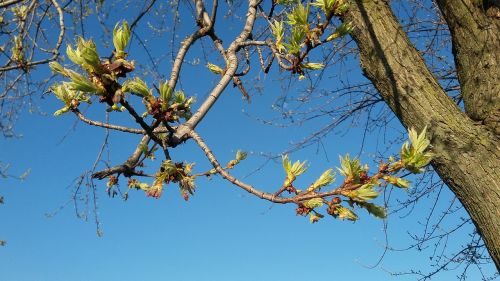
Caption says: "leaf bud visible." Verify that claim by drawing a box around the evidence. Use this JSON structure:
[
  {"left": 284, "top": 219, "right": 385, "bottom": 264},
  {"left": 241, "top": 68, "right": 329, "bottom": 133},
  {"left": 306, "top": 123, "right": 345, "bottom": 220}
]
[
  {"left": 207, "top": 63, "right": 224, "bottom": 74},
  {"left": 113, "top": 21, "right": 131, "bottom": 59}
]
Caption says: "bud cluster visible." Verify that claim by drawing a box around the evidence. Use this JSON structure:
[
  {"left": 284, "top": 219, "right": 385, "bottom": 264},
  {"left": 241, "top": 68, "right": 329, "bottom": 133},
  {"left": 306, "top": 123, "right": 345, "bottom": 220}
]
[
  {"left": 283, "top": 127, "right": 432, "bottom": 224},
  {"left": 269, "top": 0, "right": 352, "bottom": 79}
]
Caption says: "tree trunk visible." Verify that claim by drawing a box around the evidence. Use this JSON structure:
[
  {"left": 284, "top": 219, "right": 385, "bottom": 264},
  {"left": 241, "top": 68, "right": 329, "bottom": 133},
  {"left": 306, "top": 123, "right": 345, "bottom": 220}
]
[
  {"left": 343, "top": 0, "right": 500, "bottom": 269},
  {"left": 435, "top": 0, "right": 500, "bottom": 135}
]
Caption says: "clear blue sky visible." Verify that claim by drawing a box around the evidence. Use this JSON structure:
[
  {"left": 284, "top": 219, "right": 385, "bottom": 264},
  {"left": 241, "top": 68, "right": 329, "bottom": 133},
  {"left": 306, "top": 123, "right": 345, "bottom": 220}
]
[{"left": 0, "top": 1, "right": 496, "bottom": 281}]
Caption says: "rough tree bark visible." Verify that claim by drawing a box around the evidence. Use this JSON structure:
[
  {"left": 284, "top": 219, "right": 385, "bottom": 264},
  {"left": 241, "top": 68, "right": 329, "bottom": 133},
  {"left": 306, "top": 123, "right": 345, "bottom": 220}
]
[{"left": 343, "top": 0, "right": 500, "bottom": 269}]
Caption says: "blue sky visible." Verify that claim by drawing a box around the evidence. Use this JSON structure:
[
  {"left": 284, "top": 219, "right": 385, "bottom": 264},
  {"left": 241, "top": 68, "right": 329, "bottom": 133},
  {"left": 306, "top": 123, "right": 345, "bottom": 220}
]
[{"left": 0, "top": 1, "right": 497, "bottom": 280}]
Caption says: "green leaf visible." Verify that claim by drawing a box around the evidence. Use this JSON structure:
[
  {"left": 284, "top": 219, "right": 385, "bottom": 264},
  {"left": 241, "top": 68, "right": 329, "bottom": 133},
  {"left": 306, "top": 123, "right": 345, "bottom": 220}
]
[
  {"left": 384, "top": 176, "right": 411, "bottom": 189},
  {"left": 309, "top": 168, "right": 335, "bottom": 191},
  {"left": 159, "top": 81, "right": 173, "bottom": 103},
  {"left": 301, "top": 62, "right": 325, "bottom": 70},
  {"left": 337, "top": 154, "right": 365, "bottom": 179},
  {"left": 113, "top": 21, "right": 131, "bottom": 58},
  {"left": 287, "top": 1, "right": 310, "bottom": 27},
  {"left": 270, "top": 20, "right": 286, "bottom": 53},
  {"left": 334, "top": 0, "right": 350, "bottom": 15},
  {"left": 227, "top": 150, "right": 247, "bottom": 169},
  {"left": 66, "top": 38, "right": 102, "bottom": 73},
  {"left": 207, "top": 63, "right": 224, "bottom": 74},
  {"left": 282, "top": 155, "right": 291, "bottom": 173},
  {"left": 311, "top": 0, "right": 339, "bottom": 14},
  {"left": 67, "top": 70, "right": 102, "bottom": 93},
  {"left": 326, "top": 22, "right": 353, "bottom": 41},
  {"left": 54, "top": 106, "right": 70, "bottom": 116},
  {"left": 282, "top": 154, "right": 307, "bottom": 186},
  {"left": 303, "top": 198, "right": 324, "bottom": 209},
  {"left": 79, "top": 40, "right": 101, "bottom": 71},
  {"left": 174, "top": 91, "right": 186, "bottom": 104},
  {"left": 400, "top": 127, "right": 433, "bottom": 173},
  {"left": 337, "top": 206, "right": 358, "bottom": 221},
  {"left": 343, "top": 184, "right": 379, "bottom": 201},
  {"left": 284, "top": 26, "right": 306, "bottom": 55},
  {"left": 66, "top": 44, "right": 83, "bottom": 65},
  {"left": 49, "top": 61, "right": 68, "bottom": 76},
  {"left": 356, "top": 201, "right": 387, "bottom": 219},
  {"left": 122, "top": 77, "right": 151, "bottom": 97}
]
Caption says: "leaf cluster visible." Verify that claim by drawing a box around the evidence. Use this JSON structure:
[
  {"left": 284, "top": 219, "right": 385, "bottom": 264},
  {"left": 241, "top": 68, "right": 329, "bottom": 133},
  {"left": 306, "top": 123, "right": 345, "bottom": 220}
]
[
  {"left": 269, "top": 0, "right": 353, "bottom": 78},
  {"left": 400, "top": 127, "right": 433, "bottom": 173},
  {"left": 284, "top": 128, "right": 431, "bottom": 224}
]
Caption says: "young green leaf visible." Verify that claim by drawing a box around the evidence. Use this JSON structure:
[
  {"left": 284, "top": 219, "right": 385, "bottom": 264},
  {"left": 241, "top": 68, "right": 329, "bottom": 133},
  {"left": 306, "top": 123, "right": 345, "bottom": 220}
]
[
  {"left": 400, "top": 127, "right": 433, "bottom": 173},
  {"left": 113, "top": 21, "right": 131, "bottom": 58},
  {"left": 207, "top": 63, "right": 224, "bottom": 74},
  {"left": 309, "top": 168, "right": 335, "bottom": 191},
  {"left": 282, "top": 154, "right": 308, "bottom": 186},
  {"left": 49, "top": 61, "right": 68, "bottom": 76},
  {"left": 337, "top": 206, "right": 358, "bottom": 221},
  {"left": 303, "top": 198, "right": 324, "bottom": 209},
  {"left": 67, "top": 70, "right": 102, "bottom": 93},
  {"left": 326, "top": 22, "right": 353, "bottom": 41},
  {"left": 287, "top": 1, "right": 310, "bottom": 28},
  {"left": 122, "top": 77, "right": 151, "bottom": 97},
  {"left": 159, "top": 81, "right": 173, "bottom": 103},
  {"left": 270, "top": 20, "right": 286, "bottom": 53},
  {"left": 301, "top": 62, "right": 325, "bottom": 70},
  {"left": 356, "top": 201, "right": 387, "bottom": 219},
  {"left": 343, "top": 184, "right": 380, "bottom": 202}
]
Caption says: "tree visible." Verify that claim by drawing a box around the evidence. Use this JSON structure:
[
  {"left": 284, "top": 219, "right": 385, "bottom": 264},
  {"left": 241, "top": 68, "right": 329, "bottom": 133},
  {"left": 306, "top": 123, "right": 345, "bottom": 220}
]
[
  {"left": 0, "top": 0, "right": 498, "bottom": 278},
  {"left": 344, "top": 0, "right": 499, "bottom": 270}
]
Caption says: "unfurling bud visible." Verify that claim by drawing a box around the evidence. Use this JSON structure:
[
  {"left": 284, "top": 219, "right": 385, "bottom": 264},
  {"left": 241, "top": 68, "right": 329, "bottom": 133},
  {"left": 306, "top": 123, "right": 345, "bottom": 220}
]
[
  {"left": 326, "top": 22, "right": 353, "bottom": 42},
  {"left": 11, "top": 36, "right": 24, "bottom": 63},
  {"left": 67, "top": 70, "right": 103, "bottom": 94},
  {"left": 159, "top": 80, "right": 173, "bottom": 104},
  {"left": 53, "top": 107, "right": 70, "bottom": 116},
  {"left": 342, "top": 184, "right": 379, "bottom": 202},
  {"left": 227, "top": 150, "right": 248, "bottom": 169},
  {"left": 66, "top": 38, "right": 102, "bottom": 73},
  {"left": 303, "top": 198, "right": 324, "bottom": 209},
  {"left": 309, "top": 168, "right": 335, "bottom": 191},
  {"left": 122, "top": 77, "right": 151, "bottom": 97},
  {"left": 79, "top": 40, "right": 101, "bottom": 70},
  {"left": 49, "top": 61, "right": 68, "bottom": 76},
  {"left": 51, "top": 82, "right": 92, "bottom": 116},
  {"left": 384, "top": 176, "right": 411, "bottom": 189},
  {"left": 301, "top": 62, "right": 325, "bottom": 70},
  {"left": 282, "top": 155, "right": 308, "bottom": 186},
  {"left": 113, "top": 21, "right": 131, "bottom": 59},
  {"left": 207, "top": 63, "right": 224, "bottom": 75},
  {"left": 400, "top": 127, "right": 433, "bottom": 173},
  {"left": 337, "top": 206, "right": 358, "bottom": 221},
  {"left": 66, "top": 45, "right": 84, "bottom": 65}
]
